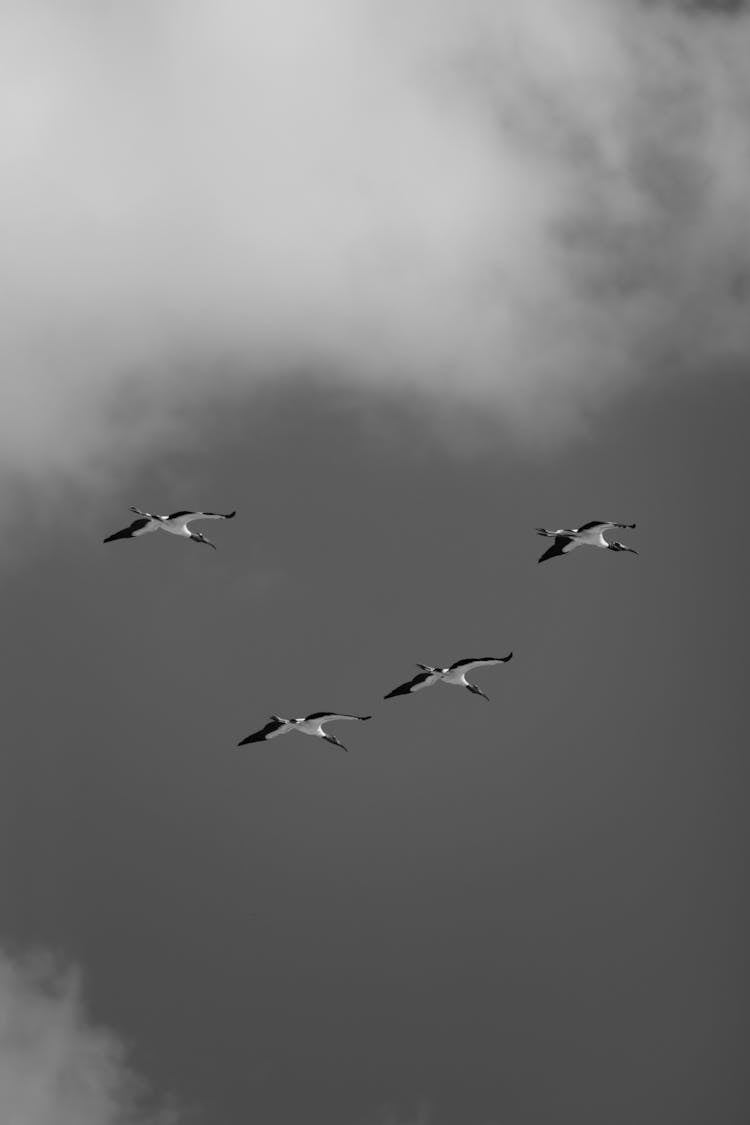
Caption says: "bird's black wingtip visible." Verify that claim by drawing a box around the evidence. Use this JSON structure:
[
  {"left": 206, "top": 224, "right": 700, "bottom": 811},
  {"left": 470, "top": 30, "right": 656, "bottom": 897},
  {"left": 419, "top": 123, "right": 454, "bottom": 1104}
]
[
  {"left": 504, "top": 652, "right": 513, "bottom": 661},
  {"left": 225, "top": 510, "right": 237, "bottom": 519},
  {"left": 360, "top": 715, "right": 372, "bottom": 721}
]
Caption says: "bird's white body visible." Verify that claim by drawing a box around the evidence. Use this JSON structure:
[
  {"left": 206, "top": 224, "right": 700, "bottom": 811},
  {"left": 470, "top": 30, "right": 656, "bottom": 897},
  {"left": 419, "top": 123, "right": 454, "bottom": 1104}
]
[
  {"left": 294, "top": 714, "right": 362, "bottom": 737},
  {"left": 423, "top": 662, "right": 503, "bottom": 690},
  {"left": 544, "top": 526, "right": 613, "bottom": 549},
  {"left": 442, "top": 667, "right": 481, "bottom": 687},
  {"left": 121, "top": 517, "right": 187, "bottom": 539},
  {"left": 133, "top": 510, "right": 231, "bottom": 538},
  {"left": 154, "top": 517, "right": 206, "bottom": 539}
]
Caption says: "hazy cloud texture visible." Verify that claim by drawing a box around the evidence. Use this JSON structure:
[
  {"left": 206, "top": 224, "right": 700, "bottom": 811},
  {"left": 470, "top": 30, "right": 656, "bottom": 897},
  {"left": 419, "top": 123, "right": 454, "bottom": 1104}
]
[
  {"left": 2, "top": 0, "right": 750, "bottom": 496},
  {"left": 0, "top": 947, "right": 175, "bottom": 1125}
]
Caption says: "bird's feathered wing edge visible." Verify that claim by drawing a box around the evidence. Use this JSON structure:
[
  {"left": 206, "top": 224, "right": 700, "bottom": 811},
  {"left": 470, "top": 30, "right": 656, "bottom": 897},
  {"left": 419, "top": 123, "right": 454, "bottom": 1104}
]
[
  {"left": 237, "top": 718, "right": 288, "bottom": 746},
  {"left": 167, "top": 510, "right": 236, "bottom": 526},
  {"left": 448, "top": 654, "right": 513, "bottom": 671},
  {"left": 575, "top": 520, "right": 609, "bottom": 532},
  {"left": 537, "top": 536, "right": 574, "bottom": 564},
  {"left": 384, "top": 671, "right": 437, "bottom": 698},
  {"left": 304, "top": 712, "right": 372, "bottom": 722},
  {"left": 103, "top": 518, "right": 153, "bottom": 542}
]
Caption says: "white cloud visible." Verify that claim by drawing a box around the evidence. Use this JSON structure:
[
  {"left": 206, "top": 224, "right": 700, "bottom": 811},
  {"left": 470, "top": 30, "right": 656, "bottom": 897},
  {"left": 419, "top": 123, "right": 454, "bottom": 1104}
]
[
  {"left": 0, "top": 947, "right": 176, "bottom": 1125},
  {"left": 1, "top": 0, "right": 750, "bottom": 501}
]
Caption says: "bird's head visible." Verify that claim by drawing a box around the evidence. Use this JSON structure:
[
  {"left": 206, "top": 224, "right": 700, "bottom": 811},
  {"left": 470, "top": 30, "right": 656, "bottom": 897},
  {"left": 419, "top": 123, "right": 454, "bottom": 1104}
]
[
  {"left": 191, "top": 531, "right": 216, "bottom": 549},
  {"left": 608, "top": 541, "right": 638, "bottom": 554}
]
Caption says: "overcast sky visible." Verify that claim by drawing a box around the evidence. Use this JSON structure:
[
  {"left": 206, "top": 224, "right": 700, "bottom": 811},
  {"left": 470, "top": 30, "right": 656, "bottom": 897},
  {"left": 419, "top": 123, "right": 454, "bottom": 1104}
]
[{"left": 1, "top": 2, "right": 748, "bottom": 1124}]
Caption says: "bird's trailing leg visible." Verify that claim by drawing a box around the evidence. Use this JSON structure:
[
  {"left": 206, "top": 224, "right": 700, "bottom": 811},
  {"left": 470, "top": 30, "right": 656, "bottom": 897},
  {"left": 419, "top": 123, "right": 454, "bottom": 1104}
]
[{"left": 466, "top": 683, "right": 489, "bottom": 702}]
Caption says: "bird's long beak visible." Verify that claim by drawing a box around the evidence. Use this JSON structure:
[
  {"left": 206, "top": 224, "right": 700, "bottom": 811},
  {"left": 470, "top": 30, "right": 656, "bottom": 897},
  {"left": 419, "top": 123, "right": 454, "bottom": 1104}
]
[
  {"left": 203, "top": 538, "right": 217, "bottom": 549},
  {"left": 626, "top": 547, "right": 638, "bottom": 554}
]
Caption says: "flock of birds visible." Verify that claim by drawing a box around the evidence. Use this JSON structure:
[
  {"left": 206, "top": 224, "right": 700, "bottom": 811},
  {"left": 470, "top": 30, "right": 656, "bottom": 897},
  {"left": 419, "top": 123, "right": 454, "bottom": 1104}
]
[{"left": 103, "top": 508, "right": 639, "bottom": 753}]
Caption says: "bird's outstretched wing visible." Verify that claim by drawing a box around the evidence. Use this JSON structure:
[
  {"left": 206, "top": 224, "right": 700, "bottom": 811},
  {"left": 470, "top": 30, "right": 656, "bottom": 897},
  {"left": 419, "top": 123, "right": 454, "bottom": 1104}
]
[
  {"left": 237, "top": 717, "right": 290, "bottom": 746},
  {"left": 448, "top": 654, "right": 513, "bottom": 671},
  {"left": 304, "top": 712, "right": 372, "bottom": 723},
  {"left": 575, "top": 520, "right": 610, "bottom": 532},
  {"left": 384, "top": 671, "right": 439, "bottom": 698},
  {"left": 538, "top": 535, "right": 576, "bottom": 563},
  {"left": 167, "top": 510, "right": 236, "bottom": 527},
  {"left": 103, "top": 518, "right": 155, "bottom": 543},
  {"left": 576, "top": 521, "right": 636, "bottom": 532}
]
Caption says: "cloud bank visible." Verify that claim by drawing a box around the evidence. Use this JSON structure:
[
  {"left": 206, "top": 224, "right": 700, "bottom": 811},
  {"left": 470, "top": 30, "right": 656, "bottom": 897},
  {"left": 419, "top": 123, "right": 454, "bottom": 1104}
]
[
  {"left": 0, "top": 947, "right": 175, "bottom": 1125},
  {"left": 2, "top": 0, "right": 750, "bottom": 496}
]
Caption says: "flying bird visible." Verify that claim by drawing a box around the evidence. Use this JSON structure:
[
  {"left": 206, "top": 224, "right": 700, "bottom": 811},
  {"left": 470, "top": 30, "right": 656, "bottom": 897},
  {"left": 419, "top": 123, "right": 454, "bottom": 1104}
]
[
  {"left": 103, "top": 508, "right": 236, "bottom": 549},
  {"left": 536, "top": 521, "right": 637, "bottom": 564},
  {"left": 384, "top": 654, "right": 513, "bottom": 703},
  {"left": 237, "top": 712, "right": 371, "bottom": 752}
]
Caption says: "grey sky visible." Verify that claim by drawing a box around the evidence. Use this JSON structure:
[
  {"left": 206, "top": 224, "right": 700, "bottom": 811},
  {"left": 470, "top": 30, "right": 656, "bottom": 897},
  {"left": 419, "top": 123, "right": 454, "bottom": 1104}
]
[
  {"left": 1, "top": 2, "right": 748, "bottom": 1124},
  {"left": 2, "top": 372, "right": 748, "bottom": 1124}
]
